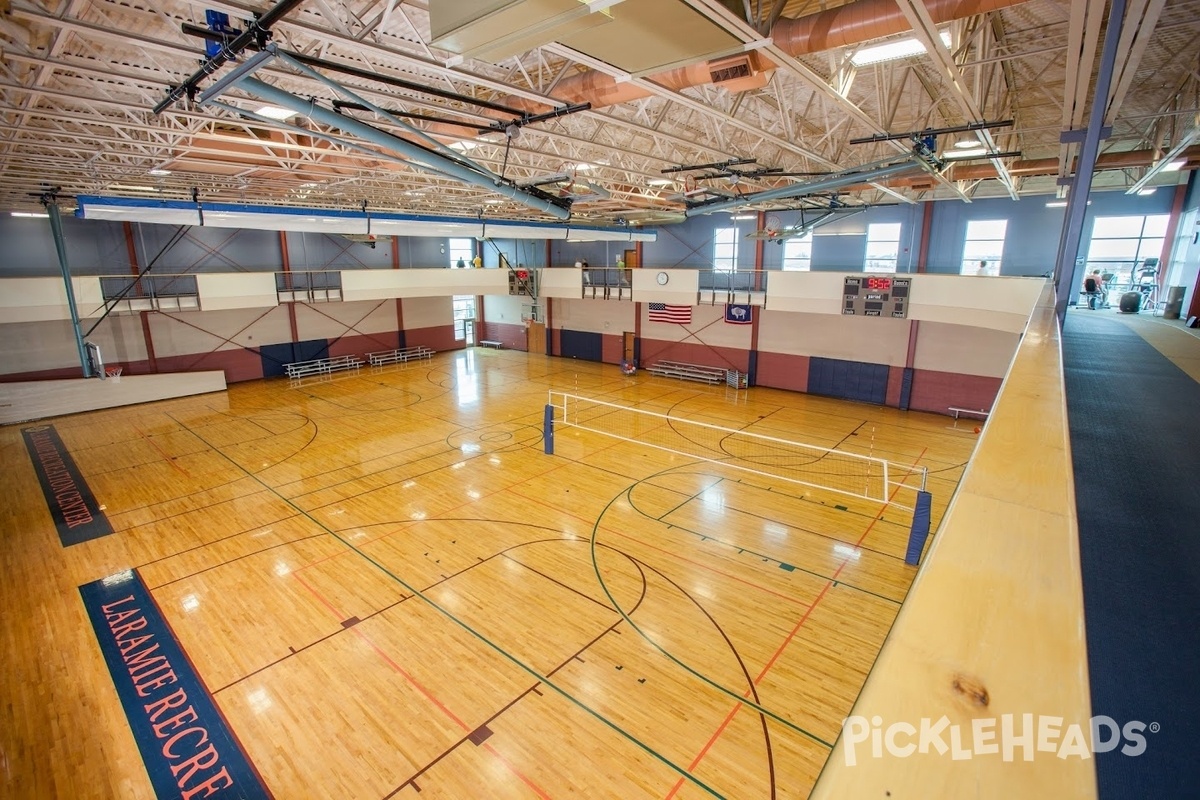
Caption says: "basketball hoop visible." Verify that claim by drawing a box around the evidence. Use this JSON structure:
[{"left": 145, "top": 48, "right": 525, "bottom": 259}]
[
  {"left": 105, "top": 366, "right": 123, "bottom": 382},
  {"left": 764, "top": 214, "right": 783, "bottom": 234}
]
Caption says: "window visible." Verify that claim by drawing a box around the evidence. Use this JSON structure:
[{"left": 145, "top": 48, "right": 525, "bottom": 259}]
[
  {"left": 1086, "top": 215, "right": 1168, "bottom": 288},
  {"left": 452, "top": 295, "right": 475, "bottom": 342},
  {"left": 781, "top": 234, "right": 812, "bottom": 271},
  {"left": 713, "top": 227, "right": 738, "bottom": 272},
  {"left": 960, "top": 219, "right": 1008, "bottom": 274},
  {"left": 448, "top": 238, "right": 474, "bottom": 268},
  {"left": 864, "top": 223, "right": 901, "bottom": 272}
]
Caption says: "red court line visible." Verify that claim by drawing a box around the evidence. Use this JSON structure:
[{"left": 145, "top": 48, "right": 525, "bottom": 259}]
[
  {"left": 482, "top": 742, "right": 554, "bottom": 800},
  {"left": 134, "top": 424, "right": 191, "bottom": 478},
  {"left": 291, "top": 570, "right": 553, "bottom": 797},
  {"left": 662, "top": 447, "right": 928, "bottom": 798}
]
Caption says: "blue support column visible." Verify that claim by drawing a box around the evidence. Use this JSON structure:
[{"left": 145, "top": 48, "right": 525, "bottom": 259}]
[
  {"left": 543, "top": 404, "right": 554, "bottom": 455},
  {"left": 45, "top": 200, "right": 91, "bottom": 377},
  {"left": 1053, "top": 0, "right": 1128, "bottom": 322}
]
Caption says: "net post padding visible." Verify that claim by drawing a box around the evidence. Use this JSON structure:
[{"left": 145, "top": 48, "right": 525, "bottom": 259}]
[
  {"left": 543, "top": 403, "right": 554, "bottom": 455},
  {"left": 904, "top": 490, "right": 933, "bottom": 565}
]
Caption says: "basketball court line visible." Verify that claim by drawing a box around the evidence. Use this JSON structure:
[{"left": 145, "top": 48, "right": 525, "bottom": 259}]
[
  {"left": 504, "top": 457, "right": 880, "bottom": 742},
  {"left": 514, "top": 453, "right": 908, "bottom": 601},
  {"left": 648, "top": 475, "right": 910, "bottom": 561},
  {"left": 286, "top": 568, "right": 556, "bottom": 799},
  {"left": 157, "top": 409, "right": 733, "bottom": 798},
  {"left": 513, "top": 448, "right": 907, "bottom": 597},
  {"left": 386, "top": 538, "right": 653, "bottom": 798},
  {"left": 662, "top": 445, "right": 929, "bottom": 796},
  {"left": 42, "top": 359, "right": 969, "bottom": 796}
]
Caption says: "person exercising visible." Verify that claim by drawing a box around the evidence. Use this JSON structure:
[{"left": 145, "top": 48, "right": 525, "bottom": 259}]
[{"left": 1083, "top": 270, "right": 1106, "bottom": 309}]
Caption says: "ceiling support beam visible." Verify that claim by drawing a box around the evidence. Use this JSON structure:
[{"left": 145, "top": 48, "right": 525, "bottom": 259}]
[
  {"left": 1054, "top": 0, "right": 1128, "bottom": 321},
  {"left": 198, "top": 55, "right": 571, "bottom": 219},
  {"left": 893, "top": 0, "right": 1018, "bottom": 199}
]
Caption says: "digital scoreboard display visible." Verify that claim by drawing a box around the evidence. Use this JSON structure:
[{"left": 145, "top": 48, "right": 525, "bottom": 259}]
[{"left": 843, "top": 276, "right": 911, "bottom": 318}]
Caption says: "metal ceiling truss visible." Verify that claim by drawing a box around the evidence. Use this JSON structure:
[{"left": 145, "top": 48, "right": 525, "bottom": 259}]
[{"left": 3, "top": 0, "right": 1200, "bottom": 216}]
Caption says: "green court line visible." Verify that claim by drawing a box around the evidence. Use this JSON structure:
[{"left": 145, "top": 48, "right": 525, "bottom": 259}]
[
  {"left": 165, "top": 412, "right": 726, "bottom": 798},
  {"left": 588, "top": 477, "right": 835, "bottom": 750}
]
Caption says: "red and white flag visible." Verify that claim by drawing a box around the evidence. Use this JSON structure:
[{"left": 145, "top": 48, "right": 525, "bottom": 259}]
[{"left": 648, "top": 303, "right": 692, "bottom": 324}]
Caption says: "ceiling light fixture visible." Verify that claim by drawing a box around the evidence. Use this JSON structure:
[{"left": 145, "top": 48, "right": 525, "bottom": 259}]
[
  {"left": 110, "top": 184, "right": 160, "bottom": 192},
  {"left": 255, "top": 105, "right": 298, "bottom": 121},
  {"left": 1137, "top": 188, "right": 1158, "bottom": 196},
  {"left": 954, "top": 139, "right": 981, "bottom": 149},
  {"left": 11, "top": 211, "right": 50, "bottom": 218},
  {"left": 1161, "top": 159, "right": 1186, "bottom": 172},
  {"left": 852, "top": 31, "right": 951, "bottom": 67},
  {"left": 943, "top": 147, "right": 989, "bottom": 159},
  {"left": 148, "top": 168, "right": 171, "bottom": 176},
  {"left": 729, "top": 214, "right": 757, "bottom": 220},
  {"left": 648, "top": 178, "right": 674, "bottom": 186}
]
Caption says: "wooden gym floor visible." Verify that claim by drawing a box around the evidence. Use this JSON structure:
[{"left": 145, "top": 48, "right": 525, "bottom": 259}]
[{"left": 0, "top": 348, "right": 977, "bottom": 799}]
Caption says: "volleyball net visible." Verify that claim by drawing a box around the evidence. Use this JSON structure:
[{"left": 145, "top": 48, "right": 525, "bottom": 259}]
[{"left": 545, "top": 391, "right": 927, "bottom": 511}]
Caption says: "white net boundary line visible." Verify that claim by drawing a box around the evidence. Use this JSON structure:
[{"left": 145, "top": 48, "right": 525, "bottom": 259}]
[{"left": 549, "top": 392, "right": 925, "bottom": 510}]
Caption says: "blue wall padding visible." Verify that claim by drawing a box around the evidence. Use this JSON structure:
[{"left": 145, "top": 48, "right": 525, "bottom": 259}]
[
  {"left": 560, "top": 329, "right": 603, "bottom": 361},
  {"left": 808, "top": 357, "right": 889, "bottom": 404}
]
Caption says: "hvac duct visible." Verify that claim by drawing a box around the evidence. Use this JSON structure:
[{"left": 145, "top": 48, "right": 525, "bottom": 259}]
[
  {"left": 932, "top": 145, "right": 1200, "bottom": 182},
  {"left": 494, "top": 0, "right": 1035, "bottom": 117},
  {"left": 684, "top": 157, "right": 922, "bottom": 216},
  {"left": 228, "top": 76, "right": 572, "bottom": 220}
]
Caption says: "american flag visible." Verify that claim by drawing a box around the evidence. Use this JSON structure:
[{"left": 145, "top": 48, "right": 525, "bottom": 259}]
[{"left": 648, "top": 303, "right": 692, "bottom": 324}]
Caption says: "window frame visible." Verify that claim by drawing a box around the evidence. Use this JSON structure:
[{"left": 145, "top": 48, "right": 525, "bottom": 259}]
[
  {"left": 864, "top": 222, "right": 902, "bottom": 273},
  {"left": 713, "top": 226, "right": 739, "bottom": 273},
  {"left": 448, "top": 238, "right": 474, "bottom": 268},
  {"left": 960, "top": 219, "right": 1008, "bottom": 275},
  {"left": 781, "top": 234, "right": 813, "bottom": 271}
]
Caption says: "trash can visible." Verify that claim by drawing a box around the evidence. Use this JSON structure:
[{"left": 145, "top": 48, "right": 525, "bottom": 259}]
[{"left": 1164, "top": 286, "right": 1186, "bottom": 320}]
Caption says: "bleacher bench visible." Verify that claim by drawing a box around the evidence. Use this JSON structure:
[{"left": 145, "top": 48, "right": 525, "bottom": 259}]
[
  {"left": 284, "top": 354, "right": 363, "bottom": 379},
  {"left": 366, "top": 346, "right": 435, "bottom": 366},
  {"left": 645, "top": 360, "right": 726, "bottom": 385},
  {"left": 479, "top": 340, "right": 503, "bottom": 349}
]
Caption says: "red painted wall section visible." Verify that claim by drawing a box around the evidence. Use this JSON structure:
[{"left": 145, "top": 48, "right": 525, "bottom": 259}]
[
  {"left": 481, "top": 321, "right": 527, "bottom": 351},
  {"left": 639, "top": 339, "right": 749, "bottom": 372},
  {"left": 886, "top": 366, "right": 906, "bottom": 407},
  {"left": 908, "top": 369, "right": 1001, "bottom": 415},
  {"left": 155, "top": 349, "right": 265, "bottom": 383},
  {"left": 550, "top": 328, "right": 561, "bottom": 356},
  {"left": 754, "top": 351, "right": 810, "bottom": 393},
  {"left": 601, "top": 333, "right": 624, "bottom": 364},
  {"left": 405, "top": 325, "right": 461, "bottom": 352},
  {"left": 328, "top": 332, "right": 400, "bottom": 360}
]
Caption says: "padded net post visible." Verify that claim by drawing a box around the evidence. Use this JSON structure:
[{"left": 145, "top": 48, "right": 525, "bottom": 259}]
[
  {"left": 543, "top": 403, "right": 554, "bottom": 455},
  {"left": 904, "top": 490, "right": 933, "bottom": 565}
]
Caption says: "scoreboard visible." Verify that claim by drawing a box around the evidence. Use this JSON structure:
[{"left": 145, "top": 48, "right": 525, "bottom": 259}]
[{"left": 843, "top": 276, "right": 911, "bottom": 318}]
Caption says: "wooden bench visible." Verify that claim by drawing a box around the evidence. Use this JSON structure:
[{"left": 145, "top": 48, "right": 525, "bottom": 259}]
[
  {"left": 645, "top": 360, "right": 726, "bottom": 384},
  {"left": 948, "top": 406, "right": 991, "bottom": 420},
  {"left": 284, "top": 354, "right": 363, "bottom": 380},
  {"left": 479, "top": 340, "right": 503, "bottom": 349},
  {"left": 366, "top": 346, "right": 435, "bottom": 366}
]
